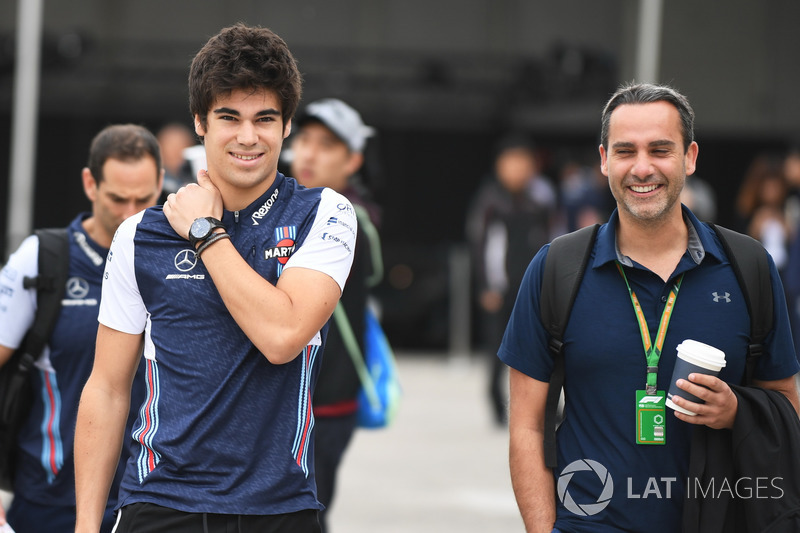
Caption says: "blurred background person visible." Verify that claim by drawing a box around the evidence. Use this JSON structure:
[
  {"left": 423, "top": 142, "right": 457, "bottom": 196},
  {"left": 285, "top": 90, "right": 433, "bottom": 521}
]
[
  {"left": 0, "top": 124, "right": 163, "bottom": 533},
  {"left": 465, "top": 134, "right": 558, "bottom": 426},
  {"left": 735, "top": 152, "right": 791, "bottom": 272},
  {"left": 783, "top": 144, "right": 800, "bottom": 234},
  {"left": 288, "top": 98, "right": 381, "bottom": 533},
  {"left": 554, "top": 149, "right": 613, "bottom": 233},
  {"left": 778, "top": 144, "right": 800, "bottom": 360},
  {"left": 680, "top": 174, "right": 717, "bottom": 222},
  {"left": 155, "top": 122, "right": 196, "bottom": 202}
]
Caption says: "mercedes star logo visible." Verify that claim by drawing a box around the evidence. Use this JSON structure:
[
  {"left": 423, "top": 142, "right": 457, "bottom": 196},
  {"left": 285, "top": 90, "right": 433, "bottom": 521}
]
[
  {"left": 66, "top": 277, "right": 90, "bottom": 299},
  {"left": 174, "top": 249, "right": 198, "bottom": 272}
]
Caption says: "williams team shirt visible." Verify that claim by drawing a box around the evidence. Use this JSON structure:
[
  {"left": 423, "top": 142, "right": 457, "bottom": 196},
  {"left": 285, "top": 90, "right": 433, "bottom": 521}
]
[{"left": 98, "top": 173, "right": 356, "bottom": 515}]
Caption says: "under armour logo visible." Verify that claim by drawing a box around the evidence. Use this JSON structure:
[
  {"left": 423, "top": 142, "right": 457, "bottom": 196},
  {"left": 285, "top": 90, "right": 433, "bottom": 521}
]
[{"left": 712, "top": 291, "right": 731, "bottom": 303}]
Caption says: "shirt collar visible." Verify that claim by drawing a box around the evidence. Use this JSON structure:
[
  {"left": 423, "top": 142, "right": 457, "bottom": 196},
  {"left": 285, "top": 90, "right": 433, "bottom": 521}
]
[
  {"left": 222, "top": 173, "right": 285, "bottom": 227},
  {"left": 70, "top": 212, "right": 108, "bottom": 267},
  {"left": 593, "top": 205, "right": 725, "bottom": 270}
]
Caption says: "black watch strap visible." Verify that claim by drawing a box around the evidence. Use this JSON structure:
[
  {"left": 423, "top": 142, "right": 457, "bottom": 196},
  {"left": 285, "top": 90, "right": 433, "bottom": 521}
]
[{"left": 189, "top": 217, "right": 226, "bottom": 249}]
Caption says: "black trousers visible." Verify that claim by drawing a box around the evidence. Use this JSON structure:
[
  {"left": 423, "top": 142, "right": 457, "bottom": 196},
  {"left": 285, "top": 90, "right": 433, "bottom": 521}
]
[
  {"left": 113, "top": 502, "right": 321, "bottom": 533},
  {"left": 313, "top": 413, "right": 358, "bottom": 533}
]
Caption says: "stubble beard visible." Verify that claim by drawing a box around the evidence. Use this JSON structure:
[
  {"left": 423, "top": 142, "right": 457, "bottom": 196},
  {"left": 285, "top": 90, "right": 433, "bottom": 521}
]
[{"left": 615, "top": 176, "right": 685, "bottom": 228}]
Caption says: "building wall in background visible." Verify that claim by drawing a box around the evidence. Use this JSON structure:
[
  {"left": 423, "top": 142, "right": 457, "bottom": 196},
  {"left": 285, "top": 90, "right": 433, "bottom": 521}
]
[{"left": 1, "top": 0, "right": 798, "bottom": 348}]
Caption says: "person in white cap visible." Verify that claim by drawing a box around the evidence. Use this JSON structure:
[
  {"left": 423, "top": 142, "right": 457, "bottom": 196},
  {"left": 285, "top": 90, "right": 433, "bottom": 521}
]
[{"left": 290, "top": 98, "right": 382, "bottom": 533}]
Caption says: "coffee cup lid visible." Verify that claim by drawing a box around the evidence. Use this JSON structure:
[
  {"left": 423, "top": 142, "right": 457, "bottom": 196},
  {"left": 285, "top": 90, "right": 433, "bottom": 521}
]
[{"left": 677, "top": 339, "right": 727, "bottom": 368}]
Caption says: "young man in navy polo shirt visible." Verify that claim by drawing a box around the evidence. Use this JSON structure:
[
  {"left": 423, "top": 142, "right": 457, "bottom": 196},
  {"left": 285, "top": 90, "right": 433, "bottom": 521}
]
[
  {"left": 500, "top": 83, "right": 800, "bottom": 532},
  {"left": 74, "top": 24, "right": 356, "bottom": 533}
]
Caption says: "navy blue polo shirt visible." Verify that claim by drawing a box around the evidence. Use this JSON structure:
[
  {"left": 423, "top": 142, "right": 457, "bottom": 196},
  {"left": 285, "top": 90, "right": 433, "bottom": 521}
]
[
  {"left": 499, "top": 206, "right": 799, "bottom": 533},
  {"left": 99, "top": 174, "right": 356, "bottom": 515}
]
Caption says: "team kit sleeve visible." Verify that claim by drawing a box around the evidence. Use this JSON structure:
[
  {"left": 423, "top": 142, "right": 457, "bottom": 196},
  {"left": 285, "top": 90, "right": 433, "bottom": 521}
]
[
  {"left": 97, "top": 213, "right": 149, "bottom": 335},
  {"left": 0, "top": 235, "right": 40, "bottom": 349},
  {"left": 283, "top": 188, "right": 358, "bottom": 293},
  {"left": 496, "top": 244, "right": 555, "bottom": 383}
]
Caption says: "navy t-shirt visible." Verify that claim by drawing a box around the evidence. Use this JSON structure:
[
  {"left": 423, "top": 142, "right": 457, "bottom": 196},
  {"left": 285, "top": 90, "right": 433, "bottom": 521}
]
[
  {"left": 99, "top": 174, "right": 356, "bottom": 515},
  {"left": 499, "top": 206, "right": 799, "bottom": 532}
]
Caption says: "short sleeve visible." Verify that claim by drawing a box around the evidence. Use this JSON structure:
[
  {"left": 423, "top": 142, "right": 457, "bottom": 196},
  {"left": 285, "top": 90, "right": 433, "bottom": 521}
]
[
  {"left": 98, "top": 212, "right": 148, "bottom": 334},
  {"left": 0, "top": 235, "right": 39, "bottom": 349},
  {"left": 756, "top": 252, "right": 800, "bottom": 381},
  {"left": 497, "top": 244, "right": 555, "bottom": 382},
  {"left": 283, "top": 188, "right": 357, "bottom": 293}
]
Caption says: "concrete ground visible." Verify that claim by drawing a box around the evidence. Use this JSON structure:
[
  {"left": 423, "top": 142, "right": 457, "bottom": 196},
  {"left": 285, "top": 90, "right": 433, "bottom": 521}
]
[{"left": 327, "top": 352, "right": 524, "bottom": 533}]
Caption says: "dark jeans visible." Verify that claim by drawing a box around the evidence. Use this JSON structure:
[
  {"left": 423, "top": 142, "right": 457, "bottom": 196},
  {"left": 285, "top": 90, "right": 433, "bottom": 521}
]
[
  {"left": 313, "top": 413, "right": 358, "bottom": 533},
  {"left": 482, "top": 307, "right": 510, "bottom": 424},
  {"left": 114, "top": 502, "right": 321, "bottom": 533}
]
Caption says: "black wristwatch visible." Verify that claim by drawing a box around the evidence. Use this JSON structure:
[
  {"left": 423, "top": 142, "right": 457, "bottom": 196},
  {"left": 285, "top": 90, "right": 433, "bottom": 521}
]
[{"left": 188, "top": 217, "right": 226, "bottom": 249}]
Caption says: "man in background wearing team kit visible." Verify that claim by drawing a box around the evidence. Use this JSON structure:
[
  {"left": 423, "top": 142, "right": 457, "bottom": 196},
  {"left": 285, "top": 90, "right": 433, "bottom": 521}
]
[
  {"left": 74, "top": 24, "right": 356, "bottom": 533},
  {"left": 0, "top": 124, "right": 163, "bottom": 532},
  {"left": 290, "top": 97, "right": 381, "bottom": 532}
]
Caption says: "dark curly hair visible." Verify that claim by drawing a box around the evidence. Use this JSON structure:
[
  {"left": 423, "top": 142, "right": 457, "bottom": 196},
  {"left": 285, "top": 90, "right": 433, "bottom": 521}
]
[{"left": 188, "top": 23, "right": 303, "bottom": 135}]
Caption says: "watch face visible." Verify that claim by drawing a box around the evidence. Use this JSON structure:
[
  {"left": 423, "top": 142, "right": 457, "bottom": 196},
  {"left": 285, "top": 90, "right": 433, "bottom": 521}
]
[{"left": 190, "top": 218, "right": 212, "bottom": 239}]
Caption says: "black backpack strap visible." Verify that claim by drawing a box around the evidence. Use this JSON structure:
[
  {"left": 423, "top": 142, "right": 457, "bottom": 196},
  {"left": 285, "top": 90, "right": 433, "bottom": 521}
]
[
  {"left": 20, "top": 228, "right": 70, "bottom": 362},
  {"left": 710, "top": 224, "right": 772, "bottom": 385},
  {"left": 540, "top": 224, "right": 598, "bottom": 469}
]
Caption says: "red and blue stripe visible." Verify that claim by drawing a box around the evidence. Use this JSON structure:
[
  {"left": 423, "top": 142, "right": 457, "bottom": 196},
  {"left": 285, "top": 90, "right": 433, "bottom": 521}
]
[
  {"left": 132, "top": 358, "right": 161, "bottom": 482},
  {"left": 274, "top": 226, "right": 297, "bottom": 277},
  {"left": 38, "top": 369, "right": 64, "bottom": 483},
  {"left": 291, "top": 344, "right": 319, "bottom": 477}
]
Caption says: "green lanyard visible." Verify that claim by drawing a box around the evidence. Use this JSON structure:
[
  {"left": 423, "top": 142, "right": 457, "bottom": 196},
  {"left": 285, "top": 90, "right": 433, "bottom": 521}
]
[{"left": 616, "top": 262, "right": 684, "bottom": 394}]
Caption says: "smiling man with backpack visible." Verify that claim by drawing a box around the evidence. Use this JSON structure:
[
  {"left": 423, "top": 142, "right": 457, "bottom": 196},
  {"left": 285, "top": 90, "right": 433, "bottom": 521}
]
[
  {"left": 499, "top": 83, "right": 800, "bottom": 532},
  {"left": 0, "top": 124, "right": 163, "bottom": 532}
]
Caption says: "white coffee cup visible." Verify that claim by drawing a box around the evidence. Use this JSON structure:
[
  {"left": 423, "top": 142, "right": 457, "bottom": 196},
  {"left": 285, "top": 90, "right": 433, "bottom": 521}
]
[{"left": 665, "top": 339, "right": 727, "bottom": 416}]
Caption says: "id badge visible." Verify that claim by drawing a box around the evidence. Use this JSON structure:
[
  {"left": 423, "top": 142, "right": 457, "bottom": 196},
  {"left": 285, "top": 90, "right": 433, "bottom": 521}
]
[{"left": 636, "top": 390, "right": 666, "bottom": 445}]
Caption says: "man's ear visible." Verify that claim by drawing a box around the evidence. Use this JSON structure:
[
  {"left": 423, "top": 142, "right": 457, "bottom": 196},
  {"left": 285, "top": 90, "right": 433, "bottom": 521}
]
[
  {"left": 284, "top": 118, "right": 292, "bottom": 139},
  {"left": 684, "top": 141, "right": 699, "bottom": 176},
  {"left": 345, "top": 151, "right": 364, "bottom": 176},
  {"left": 194, "top": 114, "right": 206, "bottom": 137},
  {"left": 157, "top": 168, "right": 165, "bottom": 197},
  {"left": 82, "top": 167, "right": 98, "bottom": 202},
  {"left": 598, "top": 144, "right": 609, "bottom": 177}
]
